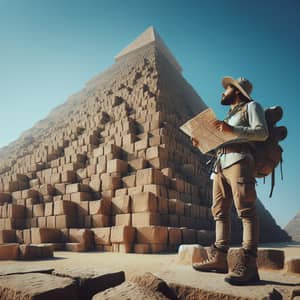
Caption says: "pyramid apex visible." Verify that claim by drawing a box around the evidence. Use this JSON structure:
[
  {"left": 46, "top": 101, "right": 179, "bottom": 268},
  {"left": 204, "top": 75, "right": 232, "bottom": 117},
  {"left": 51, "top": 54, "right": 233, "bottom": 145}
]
[{"left": 115, "top": 26, "right": 182, "bottom": 73}]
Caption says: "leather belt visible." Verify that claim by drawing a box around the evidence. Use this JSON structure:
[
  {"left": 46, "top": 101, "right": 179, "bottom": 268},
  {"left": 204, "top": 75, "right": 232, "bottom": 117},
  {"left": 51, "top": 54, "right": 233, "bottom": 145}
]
[{"left": 217, "top": 143, "right": 253, "bottom": 155}]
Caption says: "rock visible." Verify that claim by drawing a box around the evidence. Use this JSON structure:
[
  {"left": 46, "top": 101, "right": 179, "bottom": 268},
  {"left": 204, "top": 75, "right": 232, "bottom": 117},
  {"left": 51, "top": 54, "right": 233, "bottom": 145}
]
[
  {"left": 92, "top": 281, "right": 170, "bottom": 300},
  {"left": 177, "top": 244, "right": 207, "bottom": 265},
  {"left": 285, "top": 259, "right": 300, "bottom": 274},
  {"left": 53, "top": 267, "right": 125, "bottom": 299},
  {"left": 131, "top": 272, "right": 178, "bottom": 300},
  {"left": 0, "top": 273, "right": 77, "bottom": 300},
  {"left": 257, "top": 249, "right": 284, "bottom": 270},
  {"left": 0, "top": 243, "right": 19, "bottom": 260},
  {"left": 228, "top": 248, "right": 285, "bottom": 271},
  {"left": 19, "top": 244, "right": 54, "bottom": 260}
]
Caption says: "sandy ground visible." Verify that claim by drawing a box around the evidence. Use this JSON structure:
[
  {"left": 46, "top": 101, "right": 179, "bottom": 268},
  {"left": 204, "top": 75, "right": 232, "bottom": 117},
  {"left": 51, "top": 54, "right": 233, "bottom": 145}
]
[
  {"left": 0, "top": 242, "right": 299, "bottom": 299},
  {"left": 0, "top": 242, "right": 299, "bottom": 278}
]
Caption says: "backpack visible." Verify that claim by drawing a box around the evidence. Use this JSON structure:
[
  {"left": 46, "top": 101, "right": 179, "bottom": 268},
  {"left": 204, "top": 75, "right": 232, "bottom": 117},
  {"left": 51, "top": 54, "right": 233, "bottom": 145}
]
[{"left": 242, "top": 103, "right": 287, "bottom": 197}]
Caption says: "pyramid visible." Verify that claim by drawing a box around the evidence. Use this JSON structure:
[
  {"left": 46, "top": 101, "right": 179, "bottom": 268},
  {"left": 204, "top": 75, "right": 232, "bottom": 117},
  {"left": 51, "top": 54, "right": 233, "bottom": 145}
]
[
  {"left": 0, "top": 27, "right": 289, "bottom": 255},
  {"left": 285, "top": 212, "right": 300, "bottom": 242}
]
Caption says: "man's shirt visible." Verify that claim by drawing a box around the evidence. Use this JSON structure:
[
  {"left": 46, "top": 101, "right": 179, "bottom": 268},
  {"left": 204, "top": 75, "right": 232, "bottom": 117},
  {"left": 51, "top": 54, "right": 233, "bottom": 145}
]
[{"left": 216, "top": 101, "right": 269, "bottom": 171}]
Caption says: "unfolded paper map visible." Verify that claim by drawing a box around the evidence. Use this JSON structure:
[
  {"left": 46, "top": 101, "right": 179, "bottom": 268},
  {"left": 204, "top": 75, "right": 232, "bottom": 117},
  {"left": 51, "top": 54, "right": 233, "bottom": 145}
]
[{"left": 180, "top": 108, "right": 239, "bottom": 154}]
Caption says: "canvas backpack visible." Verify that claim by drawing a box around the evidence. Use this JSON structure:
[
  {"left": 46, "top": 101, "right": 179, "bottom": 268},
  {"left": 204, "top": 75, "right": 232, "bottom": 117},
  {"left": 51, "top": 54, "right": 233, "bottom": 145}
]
[{"left": 242, "top": 102, "right": 287, "bottom": 197}]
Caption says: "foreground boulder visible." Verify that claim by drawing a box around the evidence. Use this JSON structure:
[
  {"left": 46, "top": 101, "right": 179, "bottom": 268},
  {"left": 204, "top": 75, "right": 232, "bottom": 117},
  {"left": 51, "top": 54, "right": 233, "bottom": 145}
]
[
  {"left": 0, "top": 273, "right": 77, "bottom": 300},
  {"left": 52, "top": 267, "right": 125, "bottom": 299}
]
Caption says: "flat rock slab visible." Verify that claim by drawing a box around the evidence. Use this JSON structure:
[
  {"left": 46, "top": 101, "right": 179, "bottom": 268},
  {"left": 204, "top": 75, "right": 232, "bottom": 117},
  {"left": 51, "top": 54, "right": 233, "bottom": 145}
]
[
  {"left": 92, "top": 281, "right": 170, "bottom": 300},
  {"left": 0, "top": 265, "right": 54, "bottom": 276},
  {"left": 157, "top": 266, "right": 300, "bottom": 300},
  {"left": 0, "top": 273, "right": 77, "bottom": 300},
  {"left": 53, "top": 267, "right": 125, "bottom": 299}
]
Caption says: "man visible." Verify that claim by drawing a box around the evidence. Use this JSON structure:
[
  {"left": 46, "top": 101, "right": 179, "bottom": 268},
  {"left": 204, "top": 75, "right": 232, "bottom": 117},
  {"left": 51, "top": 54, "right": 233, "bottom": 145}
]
[{"left": 192, "top": 77, "right": 269, "bottom": 285}]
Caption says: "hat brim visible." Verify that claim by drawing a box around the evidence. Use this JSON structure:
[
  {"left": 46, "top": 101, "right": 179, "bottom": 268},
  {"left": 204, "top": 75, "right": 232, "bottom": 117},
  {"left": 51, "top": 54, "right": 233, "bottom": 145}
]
[{"left": 222, "top": 76, "right": 251, "bottom": 100}]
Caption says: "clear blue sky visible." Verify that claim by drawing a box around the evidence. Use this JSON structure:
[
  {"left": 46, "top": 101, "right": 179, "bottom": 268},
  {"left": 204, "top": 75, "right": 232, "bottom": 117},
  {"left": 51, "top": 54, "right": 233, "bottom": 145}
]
[{"left": 0, "top": 0, "right": 299, "bottom": 228}]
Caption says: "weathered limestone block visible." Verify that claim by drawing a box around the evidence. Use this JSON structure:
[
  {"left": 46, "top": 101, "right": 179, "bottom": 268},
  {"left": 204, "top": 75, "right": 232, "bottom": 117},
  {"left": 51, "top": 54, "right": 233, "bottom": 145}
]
[
  {"left": 136, "top": 226, "right": 168, "bottom": 244},
  {"left": 19, "top": 244, "right": 54, "bottom": 260},
  {"left": 92, "top": 281, "right": 170, "bottom": 300},
  {"left": 91, "top": 214, "right": 110, "bottom": 227},
  {"left": 53, "top": 267, "right": 125, "bottom": 300},
  {"left": 33, "top": 203, "right": 44, "bottom": 217},
  {"left": 55, "top": 214, "right": 77, "bottom": 229},
  {"left": 257, "top": 249, "right": 285, "bottom": 270},
  {"left": 89, "top": 199, "right": 111, "bottom": 215},
  {"left": 101, "top": 174, "right": 121, "bottom": 191},
  {"left": 115, "top": 213, "right": 132, "bottom": 226},
  {"left": 111, "top": 195, "right": 131, "bottom": 214},
  {"left": 121, "top": 175, "right": 136, "bottom": 188},
  {"left": 285, "top": 258, "right": 300, "bottom": 274},
  {"left": 168, "top": 227, "right": 182, "bottom": 248},
  {"left": 131, "top": 192, "right": 158, "bottom": 213},
  {"left": 71, "top": 191, "right": 92, "bottom": 202},
  {"left": 0, "top": 243, "right": 19, "bottom": 260},
  {"left": 39, "top": 184, "right": 56, "bottom": 196},
  {"left": 136, "top": 168, "right": 164, "bottom": 186},
  {"left": 92, "top": 227, "right": 111, "bottom": 247},
  {"left": 66, "top": 183, "right": 90, "bottom": 194},
  {"left": 131, "top": 272, "right": 177, "bottom": 300},
  {"left": 31, "top": 228, "right": 61, "bottom": 244},
  {"left": 110, "top": 225, "right": 136, "bottom": 243},
  {"left": 0, "top": 229, "right": 16, "bottom": 244},
  {"left": 107, "top": 159, "right": 128, "bottom": 175},
  {"left": 132, "top": 212, "right": 161, "bottom": 226},
  {"left": 128, "top": 158, "right": 147, "bottom": 171},
  {"left": 177, "top": 244, "right": 207, "bottom": 265},
  {"left": 0, "top": 192, "right": 12, "bottom": 204},
  {"left": 69, "top": 229, "right": 94, "bottom": 250},
  {"left": 182, "top": 228, "right": 197, "bottom": 244},
  {"left": 7, "top": 204, "right": 25, "bottom": 218},
  {"left": 54, "top": 200, "right": 77, "bottom": 216},
  {"left": 0, "top": 273, "right": 77, "bottom": 300}
]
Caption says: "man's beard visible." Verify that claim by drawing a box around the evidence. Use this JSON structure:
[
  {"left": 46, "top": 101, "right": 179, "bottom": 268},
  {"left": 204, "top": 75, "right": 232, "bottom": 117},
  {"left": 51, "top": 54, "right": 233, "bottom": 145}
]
[{"left": 221, "top": 92, "right": 236, "bottom": 105}]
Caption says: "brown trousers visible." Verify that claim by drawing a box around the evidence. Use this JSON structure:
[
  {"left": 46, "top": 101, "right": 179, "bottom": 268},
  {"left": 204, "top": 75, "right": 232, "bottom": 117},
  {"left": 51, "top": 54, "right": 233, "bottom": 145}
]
[{"left": 212, "top": 156, "right": 259, "bottom": 253}]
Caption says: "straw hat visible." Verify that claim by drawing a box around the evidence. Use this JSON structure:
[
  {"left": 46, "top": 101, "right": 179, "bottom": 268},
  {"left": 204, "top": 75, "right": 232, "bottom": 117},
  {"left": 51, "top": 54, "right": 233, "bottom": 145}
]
[{"left": 222, "top": 76, "right": 253, "bottom": 100}]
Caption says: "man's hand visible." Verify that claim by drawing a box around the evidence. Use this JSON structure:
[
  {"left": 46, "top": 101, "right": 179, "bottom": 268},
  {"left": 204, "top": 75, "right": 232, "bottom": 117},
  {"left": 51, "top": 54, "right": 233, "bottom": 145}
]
[
  {"left": 191, "top": 138, "right": 199, "bottom": 147},
  {"left": 213, "top": 120, "right": 234, "bottom": 133}
]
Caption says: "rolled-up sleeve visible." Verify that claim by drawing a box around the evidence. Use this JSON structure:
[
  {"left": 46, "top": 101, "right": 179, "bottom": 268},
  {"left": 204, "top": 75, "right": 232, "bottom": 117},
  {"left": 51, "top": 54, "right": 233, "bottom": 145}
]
[{"left": 232, "top": 102, "right": 269, "bottom": 141}]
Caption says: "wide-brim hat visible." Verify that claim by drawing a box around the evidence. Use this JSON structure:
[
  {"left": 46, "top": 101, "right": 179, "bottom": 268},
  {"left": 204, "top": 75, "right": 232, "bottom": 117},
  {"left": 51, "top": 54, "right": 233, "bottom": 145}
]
[{"left": 222, "top": 76, "right": 253, "bottom": 101}]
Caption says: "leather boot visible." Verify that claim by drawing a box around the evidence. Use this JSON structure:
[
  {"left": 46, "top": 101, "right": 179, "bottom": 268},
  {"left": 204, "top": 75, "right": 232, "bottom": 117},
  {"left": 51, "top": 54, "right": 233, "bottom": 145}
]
[
  {"left": 193, "top": 244, "right": 228, "bottom": 273},
  {"left": 225, "top": 248, "right": 260, "bottom": 285}
]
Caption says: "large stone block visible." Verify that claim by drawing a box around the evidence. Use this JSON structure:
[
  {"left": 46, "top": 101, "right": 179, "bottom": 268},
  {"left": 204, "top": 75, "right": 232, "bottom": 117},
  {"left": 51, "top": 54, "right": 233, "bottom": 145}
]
[
  {"left": 177, "top": 244, "right": 207, "bottom": 265},
  {"left": 136, "top": 226, "right": 168, "bottom": 244},
  {"left": 55, "top": 214, "right": 77, "bottom": 229},
  {"left": 111, "top": 195, "right": 131, "bottom": 214},
  {"left": 53, "top": 267, "right": 125, "bottom": 300},
  {"left": 136, "top": 168, "right": 164, "bottom": 186},
  {"left": 69, "top": 229, "right": 94, "bottom": 250},
  {"left": 110, "top": 225, "right": 136, "bottom": 243},
  {"left": 0, "top": 229, "right": 16, "bottom": 244},
  {"left": 54, "top": 200, "right": 76, "bottom": 216},
  {"left": 132, "top": 212, "right": 161, "bottom": 226},
  {"left": 31, "top": 228, "right": 61, "bottom": 244},
  {"left": 0, "top": 273, "right": 77, "bottom": 299},
  {"left": 107, "top": 159, "right": 128, "bottom": 175},
  {"left": 91, "top": 214, "right": 110, "bottom": 227},
  {"left": 131, "top": 192, "right": 158, "bottom": 213},
  {"left": 89, "top": 199, "right": 111, "bottom": 215},
  {"left": 92, "top": 227, "right": 111, "bottom": 246},
  {"left": 0, "top": 243, "right": 19, "bottom": 260}
]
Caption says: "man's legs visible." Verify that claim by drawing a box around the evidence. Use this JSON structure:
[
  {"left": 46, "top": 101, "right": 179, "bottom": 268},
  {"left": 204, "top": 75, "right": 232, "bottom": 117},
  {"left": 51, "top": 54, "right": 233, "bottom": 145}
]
[
  {"left": 193, "top": 171, "right": 232, "bottom": 273},
  {"left": 224, "top": 157, "right": 260, "bottom": 285}
]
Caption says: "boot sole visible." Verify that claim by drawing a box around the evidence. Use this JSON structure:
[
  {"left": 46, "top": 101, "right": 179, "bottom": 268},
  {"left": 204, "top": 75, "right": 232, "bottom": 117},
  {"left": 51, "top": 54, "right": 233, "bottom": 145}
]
[
  {"left": 192, "top": 264, "right": 228, "bottom": 274},
  {"left": 224, "top": 273, "right": 260, "bottom": 286}
]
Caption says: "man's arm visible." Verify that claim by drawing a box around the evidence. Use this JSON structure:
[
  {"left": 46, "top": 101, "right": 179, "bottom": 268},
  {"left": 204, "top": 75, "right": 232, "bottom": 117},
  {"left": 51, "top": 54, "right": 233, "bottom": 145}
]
[{"left": 232, "top": 102, "right": 269, "bottom": 141}]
